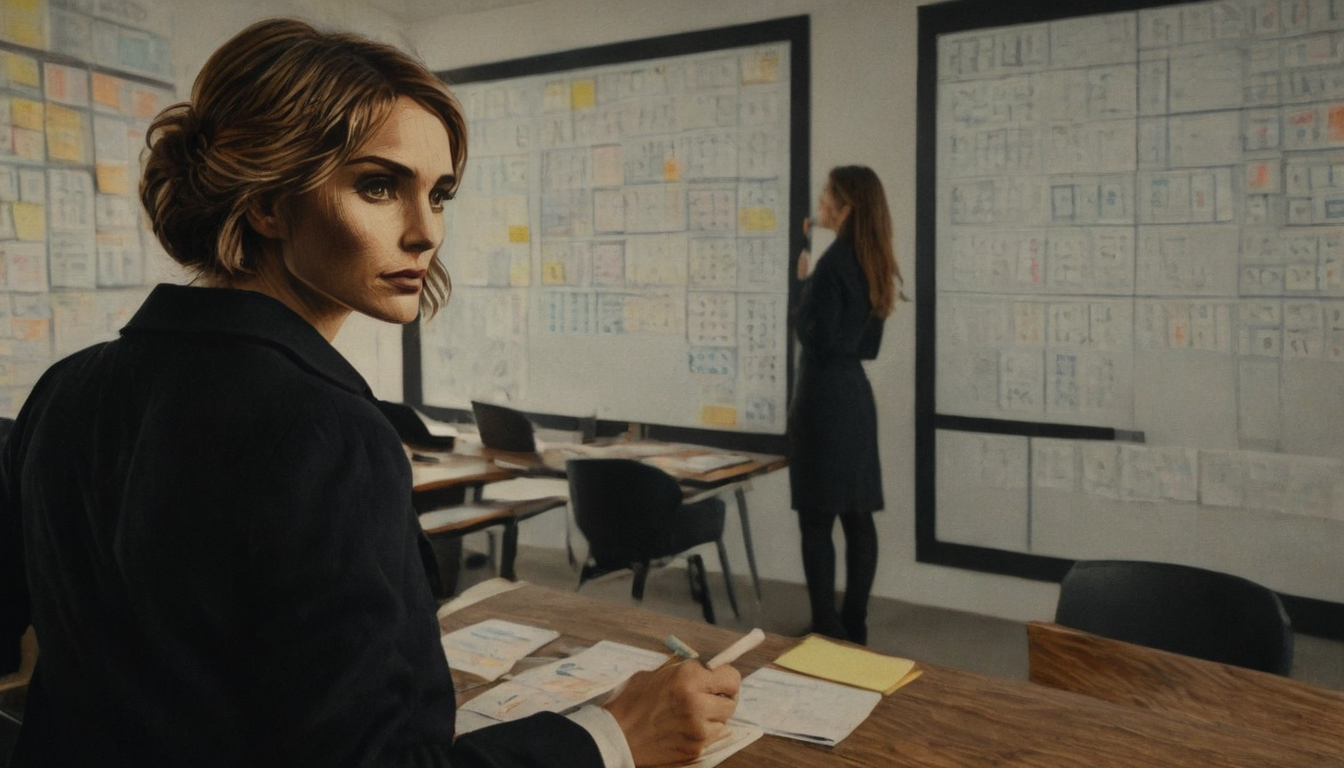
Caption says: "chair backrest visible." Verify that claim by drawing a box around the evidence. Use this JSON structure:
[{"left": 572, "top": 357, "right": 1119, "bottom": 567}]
[
  {"left": 375, "top": 400, "right": 455, "bottom": 451},
  {"left": 472, "top": 400, "right": 536, "bottom": 453},
  {"left": 1027, "top": 621, "right": 1344, "bottom": 756},
  {"left": 566, "top": 458, "right": 686, "bottom": 565},
  {"left": 1055, "top": 559, "right": 1293, "bottom": 675}
]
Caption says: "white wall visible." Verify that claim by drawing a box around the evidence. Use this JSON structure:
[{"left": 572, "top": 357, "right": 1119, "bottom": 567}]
[
  {"left": 167, "top": 0, "right": 1059, "bottom": 623},
  {"left": 403, "top": 0, "right": 1059, "bottom": 623}
]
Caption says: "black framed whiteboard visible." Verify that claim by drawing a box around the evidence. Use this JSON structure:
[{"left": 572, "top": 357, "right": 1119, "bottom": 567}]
[
  {"left": 404, "top": 16, "right": 810, "bottom": 453},
  {"left": 918, "top": 0, "right": 1344, "bottom": 637}
]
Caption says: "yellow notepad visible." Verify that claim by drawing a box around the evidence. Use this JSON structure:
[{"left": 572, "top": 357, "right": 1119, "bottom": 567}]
[{"left": 774, "top": 636, "right": 922, "bottom": 695}]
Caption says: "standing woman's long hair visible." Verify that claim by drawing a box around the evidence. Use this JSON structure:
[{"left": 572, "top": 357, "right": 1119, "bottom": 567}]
[{"left": 828, "top": 166, "right": 901, "bottom": 319}]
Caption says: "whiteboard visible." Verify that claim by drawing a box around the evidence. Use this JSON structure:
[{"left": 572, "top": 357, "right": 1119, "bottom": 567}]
[
  {"left": 920, "top": 0, "right": 1344, "bottom": 619},
  {"left": 413, "top": 19, "right": 808, "bottom": 439}
]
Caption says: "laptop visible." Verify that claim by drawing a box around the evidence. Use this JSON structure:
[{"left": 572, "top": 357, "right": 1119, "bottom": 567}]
[{"left": 471, "top": 400, "right": 537, "bottom": 453}]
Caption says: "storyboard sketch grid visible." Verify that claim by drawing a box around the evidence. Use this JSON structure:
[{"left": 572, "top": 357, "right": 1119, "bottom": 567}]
[
  {"left": 420, "top": 42, "right": 792, "bottom": 434},
  {"left": 934, "top": 0, "right": 1344, "bottom": 538},
  {"left": 0, "top": 0, "right": 179, "bottom": 416}
]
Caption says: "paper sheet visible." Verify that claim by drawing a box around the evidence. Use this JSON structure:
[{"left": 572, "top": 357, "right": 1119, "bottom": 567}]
[
  {"left": 461, "top": 640, "right": 667, "bottom": 725},
  {"left": 732, "top": 667, "right": 881, "bottom": 746},
  {"left": 441, "top": 619, "right": 560, "bottom": 682}
]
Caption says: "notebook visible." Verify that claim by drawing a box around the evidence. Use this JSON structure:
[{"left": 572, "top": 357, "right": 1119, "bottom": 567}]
[{"left": 773, "top": 635, "right": 922, "bottom": 695}]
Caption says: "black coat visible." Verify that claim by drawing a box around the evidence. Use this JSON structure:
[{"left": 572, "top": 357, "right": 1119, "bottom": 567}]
[
  {"left": 788, "top": 237, "right": 885, "bottom": 515},
  {"left": 0, "top": 285, "right": 602, "bottom": 768}
]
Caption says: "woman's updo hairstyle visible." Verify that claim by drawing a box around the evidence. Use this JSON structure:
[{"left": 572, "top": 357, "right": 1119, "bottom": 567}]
[{"left": 140, "top": 18, "right": 467, "bottom": 315}]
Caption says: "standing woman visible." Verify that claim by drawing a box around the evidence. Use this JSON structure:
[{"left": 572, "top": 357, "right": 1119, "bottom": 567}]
[
  {"left": 0, "top": 18, "right": 737, "bottom": 767},
  {"left": 790, "top": 166, "right": 901, "bottom": 645}
]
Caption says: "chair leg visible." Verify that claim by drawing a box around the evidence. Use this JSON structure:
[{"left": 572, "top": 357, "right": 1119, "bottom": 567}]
[
  {"left": 631, "top": 562, "right": 649, "bottom": 601},
  {"left": 500, "top": 522, "right": 519, "bottom": 581},
  {"left": 715, "top": 539, "right": 740, "bottom": 618},
  {"left": 687, "top": 554, "right": 716, "bottom": 624}
]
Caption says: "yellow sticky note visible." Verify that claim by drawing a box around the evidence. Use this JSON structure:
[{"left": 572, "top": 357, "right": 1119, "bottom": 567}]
[
  {"left": 508, "top": 224, "right": 530, "bottom": 243},
  {"left": 5, "top": 53, "right": 38, "bottom": 90},
  {"left": 739, "top": 207, "right": 777, "bottom": 232},
  {"left": 46, "top": 104, "right": 85, "bottom": 163},
  {"left": 509, "top": 264, "right": 530, "bottom": 286},
  {"left": 11, "top": 98, "right": 41, "bottom": 131},
  {"left": 571, "top": 79, "right": 595, "bottom": 110},
  {"left": 92, "top": 73, "right": 123, "bottom": 112},
  {"left": 774, "top": 635, "right": 921, "bottom": 696},
  {"left": 6, "top": 0, "right": 45, "bottom": 49},
  {"left": 12, "top": 201, "right": 43, "bottom": 240},
  {"left": 96, "top": 164, "right": 129, "bottom": 195},
  {"left": 542, "top": 261, "right": 566, "bottom": 284},
  {"left": 663, "top": 159, "right": 680, "bottom": 182},
  {"left": 700, "top": 405, "right": 737, "bottom": 427}
]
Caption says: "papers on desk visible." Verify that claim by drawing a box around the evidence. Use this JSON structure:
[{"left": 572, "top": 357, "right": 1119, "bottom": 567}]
[
  {"left": 459, "top": 640, "right": 667, "bottom": 731},
  {"left": 731, "top": 667, "right": 881, "bottom": 747},
  {"left": 774, "top": 636, "right": 922, "bottom": 695},
  {"left": 418, "top": 503, "right": 510, "bottom": 532},
  {"left": 440, "top": 619, "right": 559, "bottom": 682},
  {"left": 644, "top": 452, "right": 752, "bottom": 474}
]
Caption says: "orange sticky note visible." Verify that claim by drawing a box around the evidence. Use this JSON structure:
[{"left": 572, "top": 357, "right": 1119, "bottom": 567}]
[
  {"left": 1329, "top": 104, "right": 1344, "bottom": 141},
  {"left": 92, "top": 73, "right": 123, "bottom": 112},
  {"left": 700, "top": 405, "right": 737, "bottom": 427},
  {"left": 663, "top": 159, "right": 680, "bottom": 182},
  {"left": 96, "top": 163, "right": 129, "bottom": 195}
]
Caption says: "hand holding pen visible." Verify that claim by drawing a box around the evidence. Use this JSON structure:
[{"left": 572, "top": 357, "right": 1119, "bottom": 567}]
[{"left": 603, "top": 629, "right": 762, "bottom": 767}]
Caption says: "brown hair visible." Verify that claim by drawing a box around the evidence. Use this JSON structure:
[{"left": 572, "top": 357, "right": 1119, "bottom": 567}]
[
  {"left": 829, "top": 166, "right": 901, "bottom": 319},
  {"left": 139, "top": 18, "right": 467, "bottom": 316}
]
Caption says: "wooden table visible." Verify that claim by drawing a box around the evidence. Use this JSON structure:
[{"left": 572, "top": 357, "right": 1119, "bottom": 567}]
[
  {"left": 479, "top": 441, "right": 787, "bottom": 602},
  {"left": 410, "top": 453, "right": 520, "bottom": 597},
  {"left": 441, "top": 585, "right": 1344, "bottom": 767}
]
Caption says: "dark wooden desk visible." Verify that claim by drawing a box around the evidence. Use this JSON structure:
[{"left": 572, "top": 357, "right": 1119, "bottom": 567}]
[
  {"left": 1028, "top": 621, "right": 1344, "bottom": 759},
  {"left": 442, "top": 585, "right": 1343, "bottom": 767}
]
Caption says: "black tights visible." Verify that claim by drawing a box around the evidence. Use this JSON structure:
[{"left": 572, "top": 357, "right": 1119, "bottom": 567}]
[{"left": 797, "top": 509, "right": 878, "bottom": 645}]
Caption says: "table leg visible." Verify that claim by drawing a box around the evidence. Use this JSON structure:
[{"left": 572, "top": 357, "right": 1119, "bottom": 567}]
[{"left": 735, "top": 486, "right": 762, "bottom": 603}]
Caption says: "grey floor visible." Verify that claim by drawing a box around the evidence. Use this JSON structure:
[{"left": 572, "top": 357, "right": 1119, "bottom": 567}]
[{"left": 463, "top": 544, "right": 1344, "bottom": 691}]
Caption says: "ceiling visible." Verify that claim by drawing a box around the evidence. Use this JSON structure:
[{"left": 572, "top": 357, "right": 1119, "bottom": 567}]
[{"left": 359, "top": 0, "right": 537, "bottom": 23}]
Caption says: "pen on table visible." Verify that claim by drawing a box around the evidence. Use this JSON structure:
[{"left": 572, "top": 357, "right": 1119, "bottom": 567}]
[{"left": 705, "top": 628, "right": 765, "bottom": 669}]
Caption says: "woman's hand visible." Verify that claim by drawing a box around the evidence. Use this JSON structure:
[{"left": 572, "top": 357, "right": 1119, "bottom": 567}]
[
  {"left": 603, "top": 659, "right": 741, "bottom": 766},
  {"left": 797, "top": 249, "right": 810, "bottom": 280}
]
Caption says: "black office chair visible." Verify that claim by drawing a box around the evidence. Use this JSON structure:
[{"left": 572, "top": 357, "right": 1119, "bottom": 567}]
[
  {"left": 567, "top": 458, "right": 738, "bottom": 624},
  {"left": 375, "top": 400, "right": 455, "bottom": 452},
  {"left": 472, "top": 400, "right": 537, "bottom": 453},
  {"left": 1055, "top": 559, "right": 1293, "bottom": 675}
]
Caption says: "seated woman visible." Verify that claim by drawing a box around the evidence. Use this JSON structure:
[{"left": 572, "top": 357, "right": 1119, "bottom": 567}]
[{"left": 0, "top": 18, "right": 738, "bottom": 768}]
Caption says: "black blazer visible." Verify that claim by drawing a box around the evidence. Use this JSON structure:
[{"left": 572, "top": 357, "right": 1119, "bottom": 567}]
[
  {"left": 788, "top": 237, "right": 886, "bottom": 515},
  {"left": 0, "top": 285, "right": 601, "bottom": 768}
]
